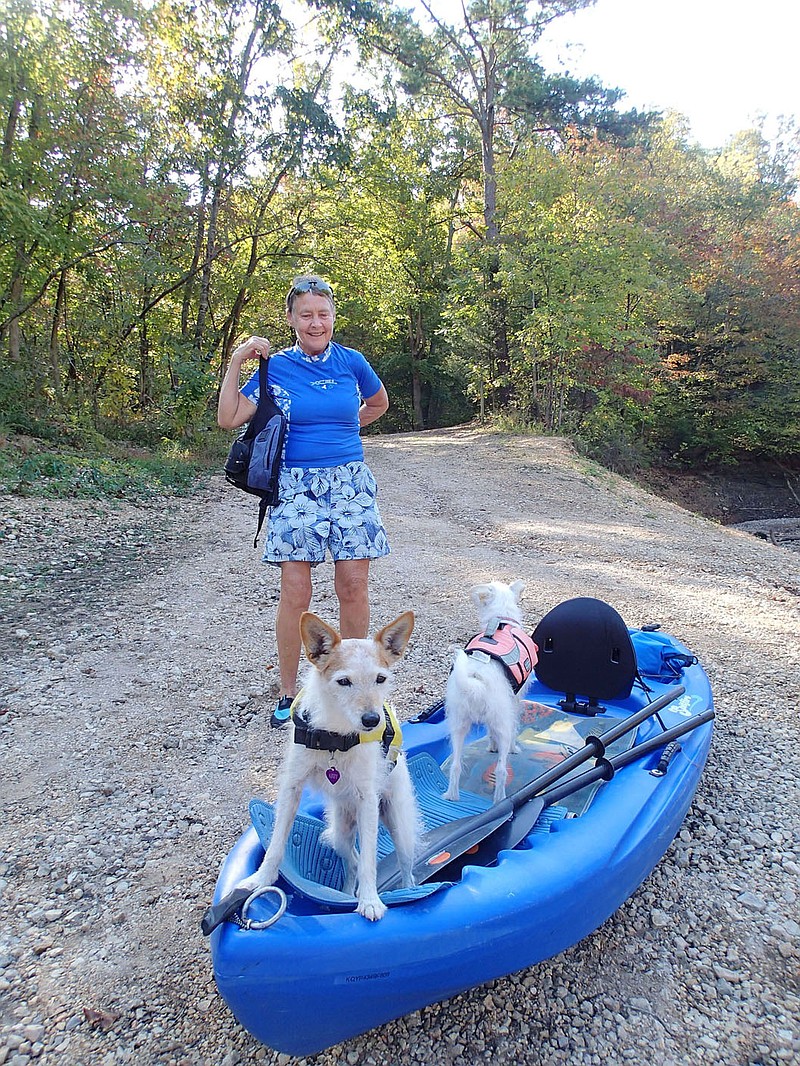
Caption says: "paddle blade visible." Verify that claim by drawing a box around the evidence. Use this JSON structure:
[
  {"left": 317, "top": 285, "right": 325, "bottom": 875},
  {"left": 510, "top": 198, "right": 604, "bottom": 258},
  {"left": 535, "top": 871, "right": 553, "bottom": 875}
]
[
  {"left": 490, "top": 796, "right": 547, "bottom": 855},
  {"left": 377, "top": 801, "right": 512, "bottom": 892},
  {"left": 434, "top": 797, "right": 547, "bottom": 881}
]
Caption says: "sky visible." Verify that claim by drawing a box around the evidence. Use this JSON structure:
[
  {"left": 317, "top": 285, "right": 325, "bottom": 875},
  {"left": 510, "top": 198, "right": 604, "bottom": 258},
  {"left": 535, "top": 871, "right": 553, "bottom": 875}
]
[
  {"left": 536, "top": 0, "right": 799, "bottom": 150},
  {"left": 420, "top": 0, "right": 800, "bottom": 151}
]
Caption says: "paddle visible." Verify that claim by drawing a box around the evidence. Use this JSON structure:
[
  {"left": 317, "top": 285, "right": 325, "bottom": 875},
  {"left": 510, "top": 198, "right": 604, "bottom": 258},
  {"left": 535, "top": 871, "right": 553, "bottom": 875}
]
[
  {"left": 434, "top": 705, "right": 715, "bottom": 879},
  {"left": 377, "top": 685, "right": 686, "bottom": 892}
]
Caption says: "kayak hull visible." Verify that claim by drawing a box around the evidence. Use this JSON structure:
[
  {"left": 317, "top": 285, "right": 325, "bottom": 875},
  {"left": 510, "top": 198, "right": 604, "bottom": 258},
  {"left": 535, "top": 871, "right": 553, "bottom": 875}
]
[{"left": 208, "top": 643, "right": 713, "bottom": 1055}]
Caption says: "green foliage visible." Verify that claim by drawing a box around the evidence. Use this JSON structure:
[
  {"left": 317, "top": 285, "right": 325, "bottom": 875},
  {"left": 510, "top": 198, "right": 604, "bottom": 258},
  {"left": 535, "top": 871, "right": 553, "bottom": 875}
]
[
  {"left": 0, "top": 0, "right": 798, "bottom": 473},
  {"left": 0, "top": 438, "right": 207, "bottom": 499},
  {"left": 571, "top": 403, "right": 648, "bottom": 476}
]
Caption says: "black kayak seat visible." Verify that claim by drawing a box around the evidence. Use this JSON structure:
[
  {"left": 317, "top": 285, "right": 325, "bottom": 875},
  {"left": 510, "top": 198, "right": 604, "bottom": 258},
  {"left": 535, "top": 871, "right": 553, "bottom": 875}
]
[{"left": 532, "top": 597, "right": 637, "bottom": 715}]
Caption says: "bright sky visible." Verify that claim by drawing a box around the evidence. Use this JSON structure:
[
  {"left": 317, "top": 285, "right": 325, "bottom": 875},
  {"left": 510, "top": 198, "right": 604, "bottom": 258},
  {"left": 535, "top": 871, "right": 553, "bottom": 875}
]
[
  {"left": 419, "top": 0, "right": 799, "bottom": 151},
  {"left": 536, "top": 0, "right": 800, "bottom": 150}
]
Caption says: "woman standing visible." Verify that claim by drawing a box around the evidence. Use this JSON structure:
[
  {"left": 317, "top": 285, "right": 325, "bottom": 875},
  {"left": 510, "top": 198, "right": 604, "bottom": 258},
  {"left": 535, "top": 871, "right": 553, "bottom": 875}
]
[{"left": 217, "top": 275, "right": 391, "bottom": 726}]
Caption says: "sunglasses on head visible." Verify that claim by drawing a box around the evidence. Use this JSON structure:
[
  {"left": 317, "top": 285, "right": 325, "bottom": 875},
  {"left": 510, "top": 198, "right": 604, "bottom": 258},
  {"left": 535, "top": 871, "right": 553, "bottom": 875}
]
[{"left": 290, "top": 278, "right": 333, "bottom": 297}]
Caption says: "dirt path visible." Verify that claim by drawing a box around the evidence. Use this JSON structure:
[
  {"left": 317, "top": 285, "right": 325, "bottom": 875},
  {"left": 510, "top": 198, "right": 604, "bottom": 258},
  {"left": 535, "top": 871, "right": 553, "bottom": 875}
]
[{"left": 1, "top": 428, "right": 798, "bottom": 1066}]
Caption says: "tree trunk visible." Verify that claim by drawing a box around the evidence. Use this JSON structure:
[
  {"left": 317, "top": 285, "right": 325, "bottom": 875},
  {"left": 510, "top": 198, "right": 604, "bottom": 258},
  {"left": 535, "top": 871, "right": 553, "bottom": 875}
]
[
  {"left": 48, "top": 269, "right": 67, "bottom": 397},
  {"left": 408, "top": 306, "right": 425, "bottom": 429},
  {"left": 182, "top": 190, "right": 207, "bottom": 338},
  {"left": 139, "top": 281, "right": 153, "bottom": 407},
  {"left": 2, "top": 87, "right": 38, "bottom": 363},
  {"left": 479, "top": 53, "right": 511, "bottom": 405},
  {"left": 195, "top": 181, "right": 221, "bottom": 350}
]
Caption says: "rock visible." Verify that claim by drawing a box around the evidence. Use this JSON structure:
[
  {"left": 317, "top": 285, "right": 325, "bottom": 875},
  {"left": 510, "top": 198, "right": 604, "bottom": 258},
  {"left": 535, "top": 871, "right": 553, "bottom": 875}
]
[{"left": 737, "top": 891, "right": 767, "bottom": 912}]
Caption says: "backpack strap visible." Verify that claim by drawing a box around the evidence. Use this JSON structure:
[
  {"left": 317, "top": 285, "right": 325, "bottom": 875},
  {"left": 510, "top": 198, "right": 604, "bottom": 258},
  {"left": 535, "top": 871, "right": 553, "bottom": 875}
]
[
  {"left": 254, "top": 495, "right": 269, "bottom": 549},
  {"left": 251, "top": 357, "right": 279, "bottom": 547}
]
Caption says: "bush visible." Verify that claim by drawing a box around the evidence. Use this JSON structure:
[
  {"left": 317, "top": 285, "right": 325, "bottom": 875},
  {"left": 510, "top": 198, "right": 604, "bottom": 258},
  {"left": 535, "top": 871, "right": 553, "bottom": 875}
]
[
  {"left": 0, "top": 435, "right": 209, "bottom": 500},
  {"left": 571, "top": 405, "right": 647, "bottom": 476}
]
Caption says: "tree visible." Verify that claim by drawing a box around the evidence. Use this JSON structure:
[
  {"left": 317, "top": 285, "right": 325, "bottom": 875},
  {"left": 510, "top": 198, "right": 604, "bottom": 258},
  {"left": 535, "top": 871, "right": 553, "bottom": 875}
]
[
  {"left": 0, "top": 0, "right": 151, "bottom": 424},
  {"left": 498, "top": 131, "right": 664, "bottom": 449},
  {"left": 314, "top": 0, "right": 640, "bottom": 408},
  {"left": 302, "top": 86, "right": 471, "bottom": 428}
]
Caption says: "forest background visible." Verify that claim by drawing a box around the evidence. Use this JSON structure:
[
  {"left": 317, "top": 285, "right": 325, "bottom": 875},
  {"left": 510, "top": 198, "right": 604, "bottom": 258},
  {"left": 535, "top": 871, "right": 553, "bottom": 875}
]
[{"left": 1, "top": 0, "right": 799, "bottom": 499}]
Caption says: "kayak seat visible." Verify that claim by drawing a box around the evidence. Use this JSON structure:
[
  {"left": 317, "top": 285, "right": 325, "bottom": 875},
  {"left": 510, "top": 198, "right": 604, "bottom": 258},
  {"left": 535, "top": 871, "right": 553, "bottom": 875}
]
[
  {"left": 532, "top": 597, "right": 638, "bottom": 715},
  {"left": 247, "top": 754, "right": 516, "bottom": 912},
  {"left": 407, "top": 751, "right": 491, "bottom": 827},
  {"left": 248, "top": 799, "right": 452, "bottom": 911}
]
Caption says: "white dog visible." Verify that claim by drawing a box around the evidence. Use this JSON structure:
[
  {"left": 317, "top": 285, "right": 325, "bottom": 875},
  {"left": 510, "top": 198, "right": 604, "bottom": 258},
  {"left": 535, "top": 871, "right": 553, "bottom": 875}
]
[
  {"left": 238, "top": 610, "right": 419, "bottom": 921},
  {"left": 444, "top": 580, "right": 538, "bottom": 804}
]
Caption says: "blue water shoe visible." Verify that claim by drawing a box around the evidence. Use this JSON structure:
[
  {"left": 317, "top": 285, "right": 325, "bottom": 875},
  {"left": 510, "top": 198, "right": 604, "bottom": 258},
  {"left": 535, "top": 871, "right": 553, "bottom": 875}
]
[{"left": 270, "top": 695, "right": 293, "bottom": 729}]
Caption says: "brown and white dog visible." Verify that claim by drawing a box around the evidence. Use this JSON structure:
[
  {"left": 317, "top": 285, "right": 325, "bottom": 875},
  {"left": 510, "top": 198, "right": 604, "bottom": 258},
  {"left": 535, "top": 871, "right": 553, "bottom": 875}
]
[{"left": 238, "top": 611, "right": 419, "bottom": 921}]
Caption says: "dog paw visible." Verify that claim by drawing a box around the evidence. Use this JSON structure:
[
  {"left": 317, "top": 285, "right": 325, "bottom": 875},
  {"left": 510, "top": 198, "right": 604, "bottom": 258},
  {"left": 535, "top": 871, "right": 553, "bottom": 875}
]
[
  {"left": 443, "top": 787, "right": 461, "bottom": 803},
  {"left": 236, "top": 865, "right": 278, "bottom": 895},
  {"left": 357, "top": 896, "right": 387, "bottom": 921}
]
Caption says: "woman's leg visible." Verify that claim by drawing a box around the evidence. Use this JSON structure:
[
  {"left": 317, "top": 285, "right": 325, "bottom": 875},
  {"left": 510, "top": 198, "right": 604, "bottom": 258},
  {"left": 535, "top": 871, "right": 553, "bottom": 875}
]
[
  {"left": 276, "top": 561, "right": 313, "bottom": 695},
  {"left": 333, "top": 558, "right": 371, "bottom": 638}
]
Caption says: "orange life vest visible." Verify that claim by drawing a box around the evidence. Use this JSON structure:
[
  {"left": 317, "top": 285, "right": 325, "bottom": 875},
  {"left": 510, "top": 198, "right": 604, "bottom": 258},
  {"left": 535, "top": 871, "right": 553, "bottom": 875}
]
[{"left": 465, "top": 618, "right": 539, "bottom": 693}]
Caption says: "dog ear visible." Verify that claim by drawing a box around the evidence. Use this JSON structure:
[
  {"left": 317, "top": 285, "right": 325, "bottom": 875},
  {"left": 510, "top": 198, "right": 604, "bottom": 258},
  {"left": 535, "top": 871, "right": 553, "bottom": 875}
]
[
  {"left": 470, "top": 584, "right": 492, "bottom": 610},
  {"left": 375, "top": 611, "right": 415, "bottom": 662},
  {"left": 300, "top": 612, "right": 341, "bottom": 666},
  {"left": 510, "top": 579, "right": 525, "bottom": 601}
]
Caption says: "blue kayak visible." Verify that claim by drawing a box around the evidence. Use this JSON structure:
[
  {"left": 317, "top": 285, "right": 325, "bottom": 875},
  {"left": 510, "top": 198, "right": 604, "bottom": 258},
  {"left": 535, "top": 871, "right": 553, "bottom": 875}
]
[{"left": 206, "top": 610, "right": 714, "bottom": 1056}]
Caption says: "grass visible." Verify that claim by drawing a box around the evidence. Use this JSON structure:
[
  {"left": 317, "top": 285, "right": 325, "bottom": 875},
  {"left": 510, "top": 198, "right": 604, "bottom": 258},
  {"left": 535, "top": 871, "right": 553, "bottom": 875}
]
[{"left": 0, "top": 433, "right": 222, "bottom": 501}]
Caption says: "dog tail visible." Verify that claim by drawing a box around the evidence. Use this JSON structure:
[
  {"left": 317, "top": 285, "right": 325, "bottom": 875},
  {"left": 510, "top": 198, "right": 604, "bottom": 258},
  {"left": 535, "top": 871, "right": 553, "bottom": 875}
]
[{"left": 449, "top": 648, "right": 494, "bottom": 695}]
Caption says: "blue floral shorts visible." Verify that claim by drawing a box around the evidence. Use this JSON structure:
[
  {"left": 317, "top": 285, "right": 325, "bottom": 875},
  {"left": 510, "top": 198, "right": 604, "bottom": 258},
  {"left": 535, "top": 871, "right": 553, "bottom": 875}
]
[{"left": 264, "top": 461, "right": 390, "bottom": 566}]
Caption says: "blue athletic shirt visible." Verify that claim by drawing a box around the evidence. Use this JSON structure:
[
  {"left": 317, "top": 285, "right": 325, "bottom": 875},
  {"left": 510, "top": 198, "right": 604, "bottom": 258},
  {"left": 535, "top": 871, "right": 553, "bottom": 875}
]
[{"left": 240, "top": 342, "right": 383, "bottom": 468}]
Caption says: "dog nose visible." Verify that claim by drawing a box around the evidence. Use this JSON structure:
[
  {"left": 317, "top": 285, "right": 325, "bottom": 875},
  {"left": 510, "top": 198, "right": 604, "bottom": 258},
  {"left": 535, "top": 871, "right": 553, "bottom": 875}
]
[{"left": 361, "top": 711, "right": 381, "bottom": 730}]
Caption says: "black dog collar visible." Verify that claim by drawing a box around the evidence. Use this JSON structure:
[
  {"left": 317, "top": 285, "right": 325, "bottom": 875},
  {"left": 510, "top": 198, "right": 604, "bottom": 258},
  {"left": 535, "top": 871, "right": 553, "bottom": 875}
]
[
  {"left": 291, "top": 703, "right": 401, "bottom": 758},
  {"left": 292, "top": 708, "right": 361, "bottom": 753}
]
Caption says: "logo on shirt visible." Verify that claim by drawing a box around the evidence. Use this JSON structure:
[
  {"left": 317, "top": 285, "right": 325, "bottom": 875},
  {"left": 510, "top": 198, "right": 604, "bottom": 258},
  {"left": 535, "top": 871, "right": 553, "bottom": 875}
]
[{"left": 312, "top": 378, "right": 338, "bottom": 391}]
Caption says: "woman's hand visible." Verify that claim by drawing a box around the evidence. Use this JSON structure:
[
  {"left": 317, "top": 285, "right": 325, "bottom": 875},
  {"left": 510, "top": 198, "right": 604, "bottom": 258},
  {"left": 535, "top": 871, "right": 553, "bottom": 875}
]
[
  {"left": 218, "top": 336, "right": 269, "bottom": 429},
  {"left": 231, "top": 335, "right": 271, "bottom": 365}
]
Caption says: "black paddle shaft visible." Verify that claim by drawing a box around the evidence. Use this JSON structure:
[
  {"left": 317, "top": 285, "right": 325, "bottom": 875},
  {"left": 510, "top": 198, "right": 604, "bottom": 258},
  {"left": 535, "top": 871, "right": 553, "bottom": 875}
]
[
  {"left": 540, "top": 706, "right": 715, "bottom": 805},
  {"left": 496, "top": 684, "right": 686, "bottom": 813}
]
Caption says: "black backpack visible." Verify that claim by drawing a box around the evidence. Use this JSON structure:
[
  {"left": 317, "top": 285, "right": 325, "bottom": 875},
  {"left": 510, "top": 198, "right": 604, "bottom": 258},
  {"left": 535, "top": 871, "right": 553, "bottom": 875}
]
[{"left": 223, "top": 356, "right": 287, "bottom": 546}]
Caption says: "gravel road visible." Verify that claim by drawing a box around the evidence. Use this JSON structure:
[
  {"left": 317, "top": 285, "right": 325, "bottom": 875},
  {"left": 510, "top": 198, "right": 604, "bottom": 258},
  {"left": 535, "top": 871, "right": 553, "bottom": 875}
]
[{"left": 1, "top": 428, "right": 798, "bottom": 1066}]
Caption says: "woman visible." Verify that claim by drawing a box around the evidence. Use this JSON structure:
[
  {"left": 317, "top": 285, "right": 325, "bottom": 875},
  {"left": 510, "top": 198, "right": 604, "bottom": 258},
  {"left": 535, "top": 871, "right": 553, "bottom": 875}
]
[{"left": 217, "top": 275, "right": 390, "bottom": 726}]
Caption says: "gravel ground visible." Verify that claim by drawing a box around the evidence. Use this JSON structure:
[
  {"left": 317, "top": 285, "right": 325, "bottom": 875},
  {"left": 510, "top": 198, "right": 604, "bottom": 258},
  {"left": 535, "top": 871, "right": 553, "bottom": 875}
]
[{"left": 1, "top": 428, "right": 798, "bottom": 1066}]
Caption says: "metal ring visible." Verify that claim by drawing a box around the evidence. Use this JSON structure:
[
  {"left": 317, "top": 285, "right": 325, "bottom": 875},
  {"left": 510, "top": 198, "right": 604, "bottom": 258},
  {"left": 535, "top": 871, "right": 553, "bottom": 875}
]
[{"left": 241, "top": 885, "right": 287, "bottom": 930}]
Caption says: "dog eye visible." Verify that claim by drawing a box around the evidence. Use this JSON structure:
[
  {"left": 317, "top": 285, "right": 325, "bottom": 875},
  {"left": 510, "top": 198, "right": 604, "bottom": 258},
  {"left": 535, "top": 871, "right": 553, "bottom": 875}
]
[
  {"left": 336, "top": 677, "right": 352, "bottom": 687},
  {"left": 375, "top": 674, "right": 387, "bottom": 685}
]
